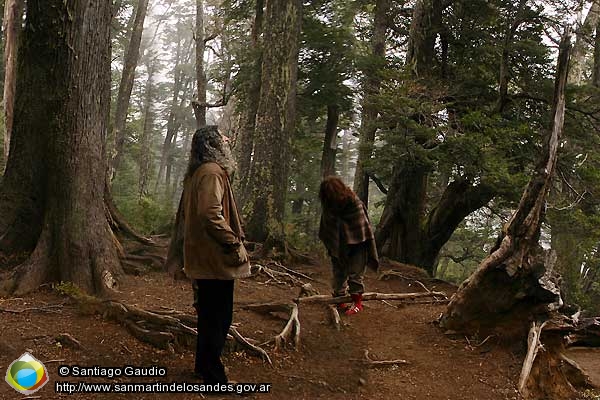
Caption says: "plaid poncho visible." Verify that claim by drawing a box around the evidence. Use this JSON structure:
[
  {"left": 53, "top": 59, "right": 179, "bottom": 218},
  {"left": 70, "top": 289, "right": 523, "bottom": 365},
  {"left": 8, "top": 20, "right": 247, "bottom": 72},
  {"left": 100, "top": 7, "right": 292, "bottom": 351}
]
[{"left": 319, "top": 195, "right": 379, "bottom": 270}]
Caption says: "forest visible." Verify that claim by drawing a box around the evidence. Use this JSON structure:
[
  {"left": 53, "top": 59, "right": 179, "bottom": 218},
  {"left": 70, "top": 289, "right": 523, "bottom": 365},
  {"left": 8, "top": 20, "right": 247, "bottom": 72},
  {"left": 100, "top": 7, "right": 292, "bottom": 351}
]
[{"left": 0, "top": 0, "right": 599, "bottom": 399}]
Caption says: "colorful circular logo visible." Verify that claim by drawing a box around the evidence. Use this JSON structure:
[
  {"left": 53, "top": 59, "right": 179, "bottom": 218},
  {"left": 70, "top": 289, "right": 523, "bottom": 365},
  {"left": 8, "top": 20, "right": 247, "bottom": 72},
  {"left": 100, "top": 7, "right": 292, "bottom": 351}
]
[{"left": 5, "top": 352, "right": 49, "bottom": 394}]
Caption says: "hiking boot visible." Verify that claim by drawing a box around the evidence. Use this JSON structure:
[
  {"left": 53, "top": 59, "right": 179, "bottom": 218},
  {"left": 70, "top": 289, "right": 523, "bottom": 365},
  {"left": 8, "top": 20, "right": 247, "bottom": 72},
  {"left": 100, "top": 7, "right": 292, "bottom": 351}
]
[{"left": 345, "top": 293, "right": 363, "bottom": 316}]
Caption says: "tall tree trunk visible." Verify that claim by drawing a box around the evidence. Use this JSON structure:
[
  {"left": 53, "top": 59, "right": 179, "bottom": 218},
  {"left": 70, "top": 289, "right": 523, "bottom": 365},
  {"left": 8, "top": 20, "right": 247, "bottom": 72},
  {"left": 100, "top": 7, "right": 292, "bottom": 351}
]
[
  {"left": 320, "top": 104, "right": 339, "bottom": 178},
  {"left": 375, "top": 0, "right": 449, "bottom": 273},
  {"left": 193, "top": 0, "right": 208, "bottom": 127},
  {"left": 352, "top": 0, "right": 390, "bottom": 205},
  {"left": 235, "top": 0, "right": 264, "bottom": 206},
  {"left": 165, "top": 88, "right": 192, "bottom": 196},
  {"left": 2, "top": 0, "right": 24, "bottom": 167},
  {"left": 440, "top": 30, "right": 572, "bottom": 334},
  {"left": 340, "top": 129, "right": 352, "bottom": 185},
  {"left": 593, "top": 16, "right": 600, "bottom": 87},
  {"left": 154, "top": 34, "right": 190, "bottom": 194},
  {"left": 495, "top": 0, "right": 528, "bottom": 114},
  {"left": 111, "top": 0, "right": 150, "bottom": 176},
  {"left": 570, "top": 0, "right": 600, "bottom": 85},
  {"left": 0, "top": 0, "right": 122, "bottom": 295},
  {"left": 138, "top": 61, "right": 156, "bottom": 198},
  {"left": 243, "top": 0, "right": 302, "bottom": 244},
  {"left": 406, "top": 0, "right": 443, "bottom": 78}
]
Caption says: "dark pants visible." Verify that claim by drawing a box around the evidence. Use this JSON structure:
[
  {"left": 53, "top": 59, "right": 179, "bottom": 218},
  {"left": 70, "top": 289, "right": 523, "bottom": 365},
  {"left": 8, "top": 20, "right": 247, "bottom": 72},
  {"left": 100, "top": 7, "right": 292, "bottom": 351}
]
[
  {"left": 331, "top": 242, "right": 368, "bottom": 296},
  {"left": 192, "top": 279, "right": 234, "bottom": 385}
]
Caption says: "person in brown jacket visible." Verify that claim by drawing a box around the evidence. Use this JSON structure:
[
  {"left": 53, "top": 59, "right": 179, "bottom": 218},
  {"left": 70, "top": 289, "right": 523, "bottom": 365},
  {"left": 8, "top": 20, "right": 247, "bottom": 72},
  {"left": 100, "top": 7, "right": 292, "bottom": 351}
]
[
  {"left": 318, "top": 176, "right": 379, "bottom": 315},
  {"left": 182, "top": 126, "right": 250, "bottom": 385}
]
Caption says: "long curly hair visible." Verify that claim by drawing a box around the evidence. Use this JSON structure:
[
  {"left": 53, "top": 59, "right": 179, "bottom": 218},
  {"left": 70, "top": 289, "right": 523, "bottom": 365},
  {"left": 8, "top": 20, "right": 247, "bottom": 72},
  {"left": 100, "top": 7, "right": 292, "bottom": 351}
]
[
  {"left": 185, "top": 125, "right": 236, "bottom": 179},
  {"left": 319, "top": 176, "right": 355, "bottom": 211}
]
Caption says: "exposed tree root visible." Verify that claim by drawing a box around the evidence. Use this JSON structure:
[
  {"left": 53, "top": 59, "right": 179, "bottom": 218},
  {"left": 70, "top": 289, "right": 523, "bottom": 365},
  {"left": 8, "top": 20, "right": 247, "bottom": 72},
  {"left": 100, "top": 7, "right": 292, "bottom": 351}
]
[
  {"left": 328, "top": 305, "right": 341, "bottom": 331},
  {"left": 105, "top": 183, "right": 155, "bottom": 246},
  {"left": 518, "top": 321, "right": 548, "bottom": 394},
  {"left": 266, "top": 260, "right": 316, "bottom": 282},
  {"left": 517, "top": 315, "right": 600, "bottom": 399},
  {"left": 271, "top": 303, "right": 300, "bottom": 351},
  {"left": 229, "top": 326, "right": 273, "bottom": 364},
  {"left": 250, "top": 263, "right": 307, "bottom": 286},
  {"left": 70, "top": 293, "right": 270, "bottom": 361},
  {"left": 243, "top": 302, "right": 301, "bottom": 351}
]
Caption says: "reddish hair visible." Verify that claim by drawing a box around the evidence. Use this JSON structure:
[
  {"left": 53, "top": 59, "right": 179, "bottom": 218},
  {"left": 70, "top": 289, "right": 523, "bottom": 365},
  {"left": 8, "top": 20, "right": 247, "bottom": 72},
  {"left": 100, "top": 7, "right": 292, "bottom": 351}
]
[{"left": 319, "top": 176, "right": 355, "bottom": 209}]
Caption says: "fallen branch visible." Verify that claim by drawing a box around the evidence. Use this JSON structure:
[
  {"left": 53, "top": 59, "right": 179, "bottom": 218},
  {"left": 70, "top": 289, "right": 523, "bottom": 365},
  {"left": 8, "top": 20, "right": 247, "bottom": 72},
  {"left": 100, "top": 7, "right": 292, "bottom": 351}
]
[
  {"left": 359, "top": 350, "right": 409, "bottom": 367},
  {"left": 295, "top": 291, "right": 447, "bottom": 304},
  {"left": 55, "top": 333, "right": 83, "bottom": 349},
  {"left": 0, "top": 303, "right": 64, "bottom": 313}
]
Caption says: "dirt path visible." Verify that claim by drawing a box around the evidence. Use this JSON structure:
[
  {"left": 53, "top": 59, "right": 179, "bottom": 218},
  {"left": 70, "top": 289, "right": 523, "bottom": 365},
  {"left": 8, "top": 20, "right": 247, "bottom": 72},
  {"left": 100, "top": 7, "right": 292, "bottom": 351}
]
[{"left": 0, "top": 261, "right": 590, "bottom": 399}]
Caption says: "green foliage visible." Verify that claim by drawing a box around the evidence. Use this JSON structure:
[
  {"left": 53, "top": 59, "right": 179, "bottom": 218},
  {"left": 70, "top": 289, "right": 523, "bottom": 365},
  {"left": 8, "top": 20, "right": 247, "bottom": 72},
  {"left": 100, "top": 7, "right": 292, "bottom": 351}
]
[
  {"left": 113, "top": 159, "right": 173, "bottom": 234},
  {"left": 53, "top": 281, "right": 84, "bottom": 298}
]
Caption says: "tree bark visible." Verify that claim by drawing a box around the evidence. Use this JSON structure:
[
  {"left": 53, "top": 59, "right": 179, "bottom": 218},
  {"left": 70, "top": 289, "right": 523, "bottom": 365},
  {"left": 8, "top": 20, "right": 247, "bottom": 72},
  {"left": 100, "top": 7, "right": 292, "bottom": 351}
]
[
  {"left": 235, "top": 0, "right": 264, "bottom": 207},
  {"left": 352, "top": 0, "right": 390, "bottom": 205},
  {"left": 0, "top": 0, "right": 122, "bottom": 295},
  {"left": 440, "top": 30, "right": 572, "bottom": 334},
  {"left": 243, "top": 0, "right": 302, "bottom": 244},
  {"left": 2, "top": 0, "right": 24, "bottom": 166},
  {"left": 406, "top": 0, "right": 443, "bottom": 78},
  {"left": 320, "top": 104, "right": 339, "bottom": 178},
  {"left": 111, "top": 0, "right": 150, "bottom": 176}
]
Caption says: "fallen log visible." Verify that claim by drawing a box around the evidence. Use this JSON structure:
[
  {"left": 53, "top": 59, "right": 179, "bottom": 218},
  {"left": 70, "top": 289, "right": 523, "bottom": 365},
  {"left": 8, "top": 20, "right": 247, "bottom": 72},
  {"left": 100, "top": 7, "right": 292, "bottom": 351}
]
[{"left": 295, "top": 291, "right": 447, "bottom": 304}]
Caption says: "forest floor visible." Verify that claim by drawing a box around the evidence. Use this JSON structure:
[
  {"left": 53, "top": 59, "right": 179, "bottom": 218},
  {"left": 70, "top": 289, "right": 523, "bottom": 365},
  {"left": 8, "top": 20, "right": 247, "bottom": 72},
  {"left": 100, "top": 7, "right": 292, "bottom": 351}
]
[{"left": 0, "top": 256, "right": 598, "bottom": 400}]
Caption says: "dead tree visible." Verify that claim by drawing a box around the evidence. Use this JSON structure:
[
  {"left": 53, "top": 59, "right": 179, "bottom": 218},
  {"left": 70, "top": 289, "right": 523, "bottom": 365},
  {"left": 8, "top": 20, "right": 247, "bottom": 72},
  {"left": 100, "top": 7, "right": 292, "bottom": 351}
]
[
  {"left": 440, "top": 29, "right": 572, "bottom": 335},
  {"left": 439, "top": 29, "right": 599, "bottom": 400}
]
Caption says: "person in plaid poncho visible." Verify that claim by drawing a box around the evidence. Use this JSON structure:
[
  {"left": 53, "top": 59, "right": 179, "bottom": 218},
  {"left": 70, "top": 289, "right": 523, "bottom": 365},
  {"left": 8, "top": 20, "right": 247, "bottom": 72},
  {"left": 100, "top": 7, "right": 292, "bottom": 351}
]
[{"left": 318, "top": 176, "right": 379, "bottom": 315}]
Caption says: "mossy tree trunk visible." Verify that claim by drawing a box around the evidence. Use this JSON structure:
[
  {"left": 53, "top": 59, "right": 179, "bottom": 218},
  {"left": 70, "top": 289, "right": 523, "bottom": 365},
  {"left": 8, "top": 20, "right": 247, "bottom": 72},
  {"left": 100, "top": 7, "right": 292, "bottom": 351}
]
[
  {"left": 243, "top": 0, "right": 302, "bottom": 245},
  {"left": 376, "top": 167, "right": 494, "bottom": 275},
  {"left": 235, "top": 0, "right": 264, "bottom": 207},
  {"left": 0, "top": 0, "right": 122, "bottom": 295},
  {"left": 375, "top": 0, "right": 493, "bottom": 275}
]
